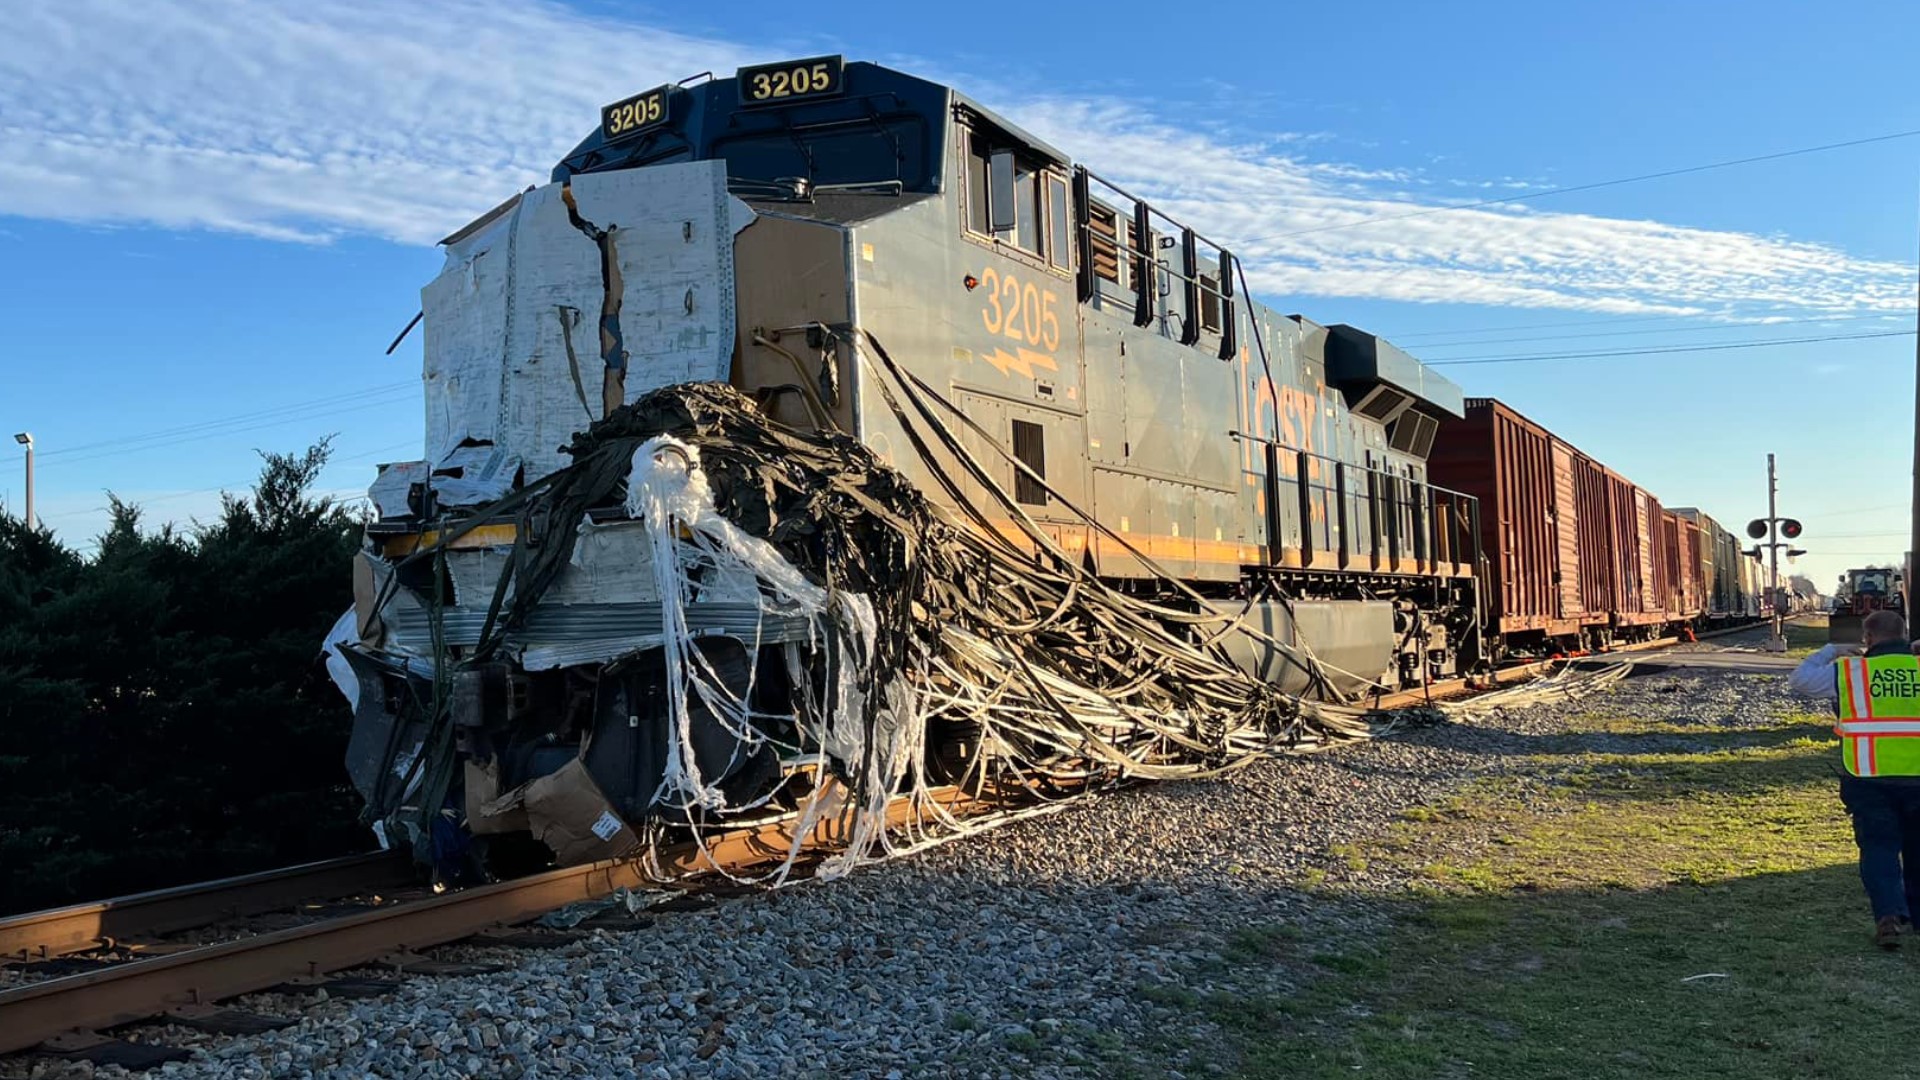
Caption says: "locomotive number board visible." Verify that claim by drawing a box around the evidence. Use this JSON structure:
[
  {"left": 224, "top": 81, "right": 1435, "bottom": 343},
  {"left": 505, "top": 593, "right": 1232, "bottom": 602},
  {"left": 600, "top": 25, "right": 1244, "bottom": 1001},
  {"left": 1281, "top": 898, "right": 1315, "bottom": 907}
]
[
  {"left": 601, "top": 85, "right": 672, "bottom": 144},
  {"left": 737, "top": 55, "right": 845, "bottom": 107}
]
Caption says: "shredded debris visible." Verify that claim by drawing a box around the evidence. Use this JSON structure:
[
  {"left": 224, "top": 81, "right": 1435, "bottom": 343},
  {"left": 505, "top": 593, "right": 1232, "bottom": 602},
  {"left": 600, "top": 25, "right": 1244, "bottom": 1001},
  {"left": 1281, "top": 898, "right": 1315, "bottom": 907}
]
[{"left": 349, "top": 330, "right": 1410, "bottom": 880}]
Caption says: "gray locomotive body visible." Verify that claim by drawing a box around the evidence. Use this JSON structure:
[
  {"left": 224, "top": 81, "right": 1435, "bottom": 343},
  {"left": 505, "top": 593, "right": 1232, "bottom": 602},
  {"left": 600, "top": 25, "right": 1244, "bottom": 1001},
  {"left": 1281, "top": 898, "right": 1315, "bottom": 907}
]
[
  {"left": 568, "top": 61, "right": 1479, "bottom": 682},
  {"left": 332, "top": 59, "right": 1483, "bottom": 865}
]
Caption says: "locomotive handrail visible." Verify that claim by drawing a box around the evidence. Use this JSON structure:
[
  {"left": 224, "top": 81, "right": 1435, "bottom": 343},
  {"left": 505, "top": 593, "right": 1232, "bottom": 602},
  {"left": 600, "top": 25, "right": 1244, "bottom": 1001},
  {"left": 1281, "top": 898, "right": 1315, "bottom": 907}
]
[
  {"left": 1076, "top": 166, "right": 1235, "bottom": 349},
  {"left": 1231, "top": 428, "right": 1480, "bottom": 579},
  {"left": 1224, "top": 427, "right": 1479, "bottom": 503}
]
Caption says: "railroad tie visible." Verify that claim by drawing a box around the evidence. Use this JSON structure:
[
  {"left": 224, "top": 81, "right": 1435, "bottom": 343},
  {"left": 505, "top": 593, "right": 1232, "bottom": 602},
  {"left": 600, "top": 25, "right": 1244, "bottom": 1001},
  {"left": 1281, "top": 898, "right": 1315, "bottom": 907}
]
[
  {"left": 163, "top": 1003, "right": 297, "bottom": 1036},
  {"left": 38, "top": 1030, "right": 191, "bottom": 1070}
]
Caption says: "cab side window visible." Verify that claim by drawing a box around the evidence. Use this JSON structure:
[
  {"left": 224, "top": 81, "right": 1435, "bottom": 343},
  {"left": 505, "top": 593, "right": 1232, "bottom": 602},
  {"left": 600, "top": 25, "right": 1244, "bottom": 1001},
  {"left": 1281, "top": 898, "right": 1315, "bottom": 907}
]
[
  {"left": 966, "top": 136, "right": 991, "bottom": 235},
  {"left": 963, "top": 129, "right": 1068, "bottom": 271},
  {"left": 1013, "top": 159, "right": 1041, "bottom": 253},
  {"left": 1046, "top": 177, "right": 1070, "bottom": 271}
]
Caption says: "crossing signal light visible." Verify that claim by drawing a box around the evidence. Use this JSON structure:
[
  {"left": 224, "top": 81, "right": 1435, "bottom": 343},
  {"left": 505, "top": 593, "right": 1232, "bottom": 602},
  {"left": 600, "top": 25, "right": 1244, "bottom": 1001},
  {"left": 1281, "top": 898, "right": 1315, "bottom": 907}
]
[
  {"left": 1780, "top": 518, "right": 1802, "bottom": 539},
  {"left": 1746, "top": 519, "right": 1767, "bottom": 539}
]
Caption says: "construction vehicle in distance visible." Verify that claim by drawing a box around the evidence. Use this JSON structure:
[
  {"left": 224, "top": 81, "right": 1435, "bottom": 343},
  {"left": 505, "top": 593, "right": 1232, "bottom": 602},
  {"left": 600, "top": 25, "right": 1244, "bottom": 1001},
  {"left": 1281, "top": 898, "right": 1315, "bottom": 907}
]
[{"left": 1830, "top": 566, "right": 1904, "bottom": 644}]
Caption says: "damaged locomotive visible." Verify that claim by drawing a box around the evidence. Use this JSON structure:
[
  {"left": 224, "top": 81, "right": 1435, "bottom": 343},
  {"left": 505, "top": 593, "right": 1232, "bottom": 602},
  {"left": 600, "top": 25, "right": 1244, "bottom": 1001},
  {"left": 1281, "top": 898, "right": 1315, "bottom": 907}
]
[{"left": 325, "top": 57, "right": 1484, "bottom": 875}]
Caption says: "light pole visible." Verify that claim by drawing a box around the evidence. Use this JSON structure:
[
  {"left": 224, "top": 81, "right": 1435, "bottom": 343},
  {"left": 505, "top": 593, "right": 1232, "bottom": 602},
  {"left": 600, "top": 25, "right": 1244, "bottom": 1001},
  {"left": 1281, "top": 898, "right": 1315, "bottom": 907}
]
[{"left": 12, "top": 432, "right": 31, "bottom": 530}]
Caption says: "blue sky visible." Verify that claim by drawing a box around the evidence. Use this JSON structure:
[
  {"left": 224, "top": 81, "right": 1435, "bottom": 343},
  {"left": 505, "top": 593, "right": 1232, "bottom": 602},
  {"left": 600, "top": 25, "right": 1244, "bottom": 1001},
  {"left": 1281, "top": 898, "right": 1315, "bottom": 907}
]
[{"left": 1, "top": 0, "right": 1915, "bottom": 591}]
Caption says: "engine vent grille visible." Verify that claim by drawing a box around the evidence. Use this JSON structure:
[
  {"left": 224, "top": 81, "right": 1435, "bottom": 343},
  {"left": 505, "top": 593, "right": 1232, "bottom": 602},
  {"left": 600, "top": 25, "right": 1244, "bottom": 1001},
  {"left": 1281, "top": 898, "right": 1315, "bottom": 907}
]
[{"left": 1012, "top": 419, "right": 1048, "bottom": 505}]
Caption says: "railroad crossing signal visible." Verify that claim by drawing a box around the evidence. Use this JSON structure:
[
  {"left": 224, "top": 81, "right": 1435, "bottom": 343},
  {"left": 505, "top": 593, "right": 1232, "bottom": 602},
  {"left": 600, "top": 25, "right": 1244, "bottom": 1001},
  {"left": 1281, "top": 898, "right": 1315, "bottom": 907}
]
[{"left": 1748, "top": 517, "right": 1802, "bottom": 540}]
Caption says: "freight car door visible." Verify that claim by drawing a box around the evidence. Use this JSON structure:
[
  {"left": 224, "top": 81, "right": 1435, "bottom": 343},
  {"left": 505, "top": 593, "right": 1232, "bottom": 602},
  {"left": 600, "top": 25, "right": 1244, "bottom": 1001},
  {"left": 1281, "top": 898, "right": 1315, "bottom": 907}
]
[
  {"left": 1549, "top": 442, "right": 1581, "bottom": 622},
  {"left": 1633, "top": 492, "right": 1657, "bottom": 614}
]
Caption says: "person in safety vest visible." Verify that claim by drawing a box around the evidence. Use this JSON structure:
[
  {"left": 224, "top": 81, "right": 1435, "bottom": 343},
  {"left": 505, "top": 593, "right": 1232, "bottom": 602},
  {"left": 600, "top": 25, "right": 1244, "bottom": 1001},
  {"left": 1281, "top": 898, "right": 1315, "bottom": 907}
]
[{"left": 1789, "top": 609, "right": 1920, "bottom": 948}]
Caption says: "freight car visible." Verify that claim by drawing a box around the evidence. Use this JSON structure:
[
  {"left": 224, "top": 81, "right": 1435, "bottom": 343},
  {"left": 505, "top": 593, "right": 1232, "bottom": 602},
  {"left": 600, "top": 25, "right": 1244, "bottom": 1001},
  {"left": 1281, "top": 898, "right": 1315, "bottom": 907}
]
[
  {"left": 1426, "top": 399, "right": 1758, "bottom": 656},
  {"left": 1672, "top": 507, "right": 1769, "bottom": 626},
  {"left": 324, "top": 56, "right": 1759, "bottom": 868}
]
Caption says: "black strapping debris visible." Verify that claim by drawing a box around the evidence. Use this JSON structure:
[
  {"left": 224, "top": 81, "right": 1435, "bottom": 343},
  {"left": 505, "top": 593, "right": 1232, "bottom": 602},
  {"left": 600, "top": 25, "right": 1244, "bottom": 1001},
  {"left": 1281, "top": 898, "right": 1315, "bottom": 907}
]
[{"left": 349, "top": 334, "right": 1379, "bottom": 880}]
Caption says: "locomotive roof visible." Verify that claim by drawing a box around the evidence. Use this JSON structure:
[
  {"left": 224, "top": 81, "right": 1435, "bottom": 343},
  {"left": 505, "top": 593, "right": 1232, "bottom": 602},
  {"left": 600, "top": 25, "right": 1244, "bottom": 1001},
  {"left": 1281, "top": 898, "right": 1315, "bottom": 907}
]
[{"left": 554, "top": 61, "right": 1070, "bottom": 185}]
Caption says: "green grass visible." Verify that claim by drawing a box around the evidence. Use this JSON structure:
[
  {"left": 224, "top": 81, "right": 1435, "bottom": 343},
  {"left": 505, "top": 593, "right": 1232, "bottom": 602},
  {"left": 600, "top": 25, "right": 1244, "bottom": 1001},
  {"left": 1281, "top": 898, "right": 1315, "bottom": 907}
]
[{"left": 1147, "top": 705, "right": 1920, "bottom": 1079}]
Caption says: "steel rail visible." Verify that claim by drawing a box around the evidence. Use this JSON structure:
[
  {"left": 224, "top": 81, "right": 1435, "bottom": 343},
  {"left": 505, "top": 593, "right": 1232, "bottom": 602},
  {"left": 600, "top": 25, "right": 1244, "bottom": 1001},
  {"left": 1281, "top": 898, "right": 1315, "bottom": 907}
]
[
  {"left": 0, "top": 786, "right": 993, "bottom": 1056},
  {"left": 0, "top": 853, "right": 415, "bottom": 964},
  {"left": 1365, "top": 618, "right": 1779, "bottom": 711}
]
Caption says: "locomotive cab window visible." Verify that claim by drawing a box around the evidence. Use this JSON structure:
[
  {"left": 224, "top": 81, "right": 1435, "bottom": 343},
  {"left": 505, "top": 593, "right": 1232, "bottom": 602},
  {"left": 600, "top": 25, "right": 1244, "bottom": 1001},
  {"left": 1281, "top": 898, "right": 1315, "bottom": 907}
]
[
  {"left": 1013, "top": 159, "right": 1041, "bottom": 252},
  {"left": 1046, "top": 176, "right": 1071, "bottom": 271},
  {"left": 964, "top": 131, "right": 1062, "bottom": 265}
]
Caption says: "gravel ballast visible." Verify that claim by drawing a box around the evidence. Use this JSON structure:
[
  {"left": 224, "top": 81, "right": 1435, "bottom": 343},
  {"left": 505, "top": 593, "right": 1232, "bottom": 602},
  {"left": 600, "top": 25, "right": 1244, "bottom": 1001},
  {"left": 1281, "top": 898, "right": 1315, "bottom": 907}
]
[{"left": 9, "top": 630, "right": 1815, "bottom": 1079}]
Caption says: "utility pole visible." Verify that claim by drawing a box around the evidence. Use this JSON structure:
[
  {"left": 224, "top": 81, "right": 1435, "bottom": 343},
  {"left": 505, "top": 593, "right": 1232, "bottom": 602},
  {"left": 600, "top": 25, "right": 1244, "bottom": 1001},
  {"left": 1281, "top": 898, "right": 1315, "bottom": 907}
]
[
  {"left": 1909, "top": 197, "right": 1920, "bottom": 636},
  {"left": 10, "top": 432, "right": 30, "bottom": 530}
]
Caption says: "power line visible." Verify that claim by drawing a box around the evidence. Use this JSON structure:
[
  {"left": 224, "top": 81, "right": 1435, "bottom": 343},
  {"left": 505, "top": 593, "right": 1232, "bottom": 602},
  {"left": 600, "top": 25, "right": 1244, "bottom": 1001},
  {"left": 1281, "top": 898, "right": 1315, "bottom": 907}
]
[
  {"left": 1425, "top": 329, "right": 1916, "bottom": 366},
  {"left": 43, "top": 438, "right": 420, "bottom": 523},
  {"left": 1409, "top": 312, "right": 1909, "bottom": 352},
  {"left": 35, "top": 382, "right": 416, "bottom": 459},
  {"left": 31, "top": 384, "right": 419, "bottom": 471},
  {"left": 1386, "top": 310, "right": 1757, "bottom": 342},
  {"left": 1387, "top": 306, "right": 1919, "bottom": 344},
  {"left": 1807, "top": 502, "right": 1911, "bottom": 519},
  {"left": 1252, "top": 126, "right": 1920, "bottom": 244}
]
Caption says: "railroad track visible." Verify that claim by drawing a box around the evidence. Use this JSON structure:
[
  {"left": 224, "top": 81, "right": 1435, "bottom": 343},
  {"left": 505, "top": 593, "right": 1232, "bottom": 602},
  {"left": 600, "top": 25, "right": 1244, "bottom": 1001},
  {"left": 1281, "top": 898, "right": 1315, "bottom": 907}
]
[
  {"left": 0, "top": 853, "right": 417, "bottom": 966},
  {"left": 0, "top": 622, "right": 1775, "bottom": 1067},
  {"left": 0, "top": 784, "right": 1005, "bottom": 1064}
]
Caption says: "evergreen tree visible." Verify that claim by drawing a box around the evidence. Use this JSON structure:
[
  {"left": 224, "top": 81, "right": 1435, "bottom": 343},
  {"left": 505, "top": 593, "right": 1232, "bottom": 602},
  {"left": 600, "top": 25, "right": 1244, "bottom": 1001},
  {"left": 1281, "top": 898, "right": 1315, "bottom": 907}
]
[{"left": 0, "top": 443, "right": 368, "bottom": 913}]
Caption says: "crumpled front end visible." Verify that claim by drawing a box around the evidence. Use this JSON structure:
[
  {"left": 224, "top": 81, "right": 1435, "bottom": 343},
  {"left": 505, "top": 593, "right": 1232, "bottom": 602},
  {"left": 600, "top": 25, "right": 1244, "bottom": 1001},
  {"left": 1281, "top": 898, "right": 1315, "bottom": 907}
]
[{"left": 325, "top": 160, "right": 839, "bottom": 874}]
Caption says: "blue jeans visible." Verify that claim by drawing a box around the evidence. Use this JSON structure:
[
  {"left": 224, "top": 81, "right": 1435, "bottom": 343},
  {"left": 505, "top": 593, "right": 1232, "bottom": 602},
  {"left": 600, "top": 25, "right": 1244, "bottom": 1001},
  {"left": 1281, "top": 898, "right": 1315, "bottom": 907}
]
[{"left": 1838, "top": 776, "right": 1920, "bottom": 920}]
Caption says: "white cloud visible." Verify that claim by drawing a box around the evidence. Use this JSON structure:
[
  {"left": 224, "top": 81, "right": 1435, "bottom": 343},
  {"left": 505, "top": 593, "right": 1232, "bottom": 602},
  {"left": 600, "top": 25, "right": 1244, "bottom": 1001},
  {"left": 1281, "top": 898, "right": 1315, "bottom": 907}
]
[
  {"left": 0, "top": 0, "right": 755, "bottom": 243},
  {"left": 1004, "top": 98, "right": 1916, "bottom": 318},
  {"left": 1, "top": 0, "right": 1911, "bottom": 319}
]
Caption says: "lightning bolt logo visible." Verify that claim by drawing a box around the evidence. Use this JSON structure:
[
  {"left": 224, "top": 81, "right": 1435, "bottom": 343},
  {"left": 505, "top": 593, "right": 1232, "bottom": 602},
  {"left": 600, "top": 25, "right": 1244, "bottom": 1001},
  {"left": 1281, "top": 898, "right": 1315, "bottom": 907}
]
[{"left": 981, "top": 346, "right": 1060, "bottom": 380}]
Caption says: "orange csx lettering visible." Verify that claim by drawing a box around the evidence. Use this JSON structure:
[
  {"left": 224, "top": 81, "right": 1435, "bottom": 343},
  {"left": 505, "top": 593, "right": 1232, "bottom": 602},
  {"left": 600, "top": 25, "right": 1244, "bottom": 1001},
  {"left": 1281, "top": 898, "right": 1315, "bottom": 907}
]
[{"left": 1272, "top": 385, "right": 1319, "bottom": 483}]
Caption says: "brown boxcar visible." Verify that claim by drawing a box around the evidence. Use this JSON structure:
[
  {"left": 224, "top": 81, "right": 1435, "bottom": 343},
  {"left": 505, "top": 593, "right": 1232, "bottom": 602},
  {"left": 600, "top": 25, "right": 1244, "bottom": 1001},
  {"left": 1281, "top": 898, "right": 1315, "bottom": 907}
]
[
  {"left": 1428, "top": 399, "right": 1613, "bottom": 645},
  {"left": 1644, "top": 492, "right": 1674, "bottom": 622},
  {"left": 1597, "top": 467, "right": 1651, "bottom": 628},
  {"left": 1431, "top": 398, "right": 1703, "bottom": 654},
  {"left": 1669, "top": 512, "right": 1704, "bottom": 619}
]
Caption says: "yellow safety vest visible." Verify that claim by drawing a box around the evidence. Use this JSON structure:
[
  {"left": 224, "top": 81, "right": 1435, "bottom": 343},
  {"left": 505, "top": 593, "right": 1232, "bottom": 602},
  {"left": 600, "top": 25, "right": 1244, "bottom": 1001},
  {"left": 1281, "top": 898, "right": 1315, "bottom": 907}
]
[{"left": 1835, "top": 653, "right": 1920, "bottom": 777}]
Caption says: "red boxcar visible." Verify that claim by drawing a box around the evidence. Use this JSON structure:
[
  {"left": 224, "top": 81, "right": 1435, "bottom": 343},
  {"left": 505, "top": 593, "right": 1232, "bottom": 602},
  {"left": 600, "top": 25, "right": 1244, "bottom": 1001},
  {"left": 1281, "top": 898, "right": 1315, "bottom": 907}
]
[
  {"left": 1430, "top": 398, "right": 1692, "bottom": 654},
  {"left": 1664, "top": 511, "right": 1703, "bottom": 620},
  {"left": 1429, "top": 400, "right": 1610, "bottom": 643}
]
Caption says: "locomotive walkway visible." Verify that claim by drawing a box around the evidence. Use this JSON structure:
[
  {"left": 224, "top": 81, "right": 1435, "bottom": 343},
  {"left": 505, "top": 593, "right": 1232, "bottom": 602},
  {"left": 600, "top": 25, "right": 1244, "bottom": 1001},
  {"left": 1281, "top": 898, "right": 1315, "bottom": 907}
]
[{"left": 5, "top": 622, "right": 1889, "bottom": 1080}]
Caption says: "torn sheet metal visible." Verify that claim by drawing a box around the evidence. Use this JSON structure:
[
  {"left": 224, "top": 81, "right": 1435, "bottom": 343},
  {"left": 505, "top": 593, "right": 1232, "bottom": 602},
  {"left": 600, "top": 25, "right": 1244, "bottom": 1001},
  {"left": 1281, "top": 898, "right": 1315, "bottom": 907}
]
[
  {"left": 440, "top": 518, "right": 664, "bottom": 610},
  {"left": 420, "top": 160, "right": 756, "bottom": 479},
  {"left": 430, "top": 443, "right": 519, "bottom": 508},
  {"left": 321, "top": 609, "right": 362, "bottom": 711},
  {"left": 382, "top": 603, "right": 814, "bottom": 668},
  {"left": 367, "top": 460, "right": 428, "bottom": 519}
]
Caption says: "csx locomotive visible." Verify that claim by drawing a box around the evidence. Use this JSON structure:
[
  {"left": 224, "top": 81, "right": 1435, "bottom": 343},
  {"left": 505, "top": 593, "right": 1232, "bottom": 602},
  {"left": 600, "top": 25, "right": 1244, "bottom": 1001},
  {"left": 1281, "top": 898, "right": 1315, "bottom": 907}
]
[{"left": 328, "top": 57, "right": 1753, "bottom": 860}]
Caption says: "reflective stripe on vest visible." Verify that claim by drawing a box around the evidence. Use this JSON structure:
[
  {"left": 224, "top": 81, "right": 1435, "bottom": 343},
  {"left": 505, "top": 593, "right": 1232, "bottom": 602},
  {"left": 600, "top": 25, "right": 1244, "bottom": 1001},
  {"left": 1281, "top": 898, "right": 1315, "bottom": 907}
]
[{"left": 1834, "top": 654, "right": 1920, "bottom": 777}]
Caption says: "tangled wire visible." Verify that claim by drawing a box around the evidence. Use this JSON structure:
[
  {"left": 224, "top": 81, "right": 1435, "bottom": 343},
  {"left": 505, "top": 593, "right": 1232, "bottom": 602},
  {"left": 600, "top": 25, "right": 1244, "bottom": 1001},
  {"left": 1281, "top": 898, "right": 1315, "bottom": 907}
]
[{"left": 433, "top": 330, "right": 1406, "bottom": 877}]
